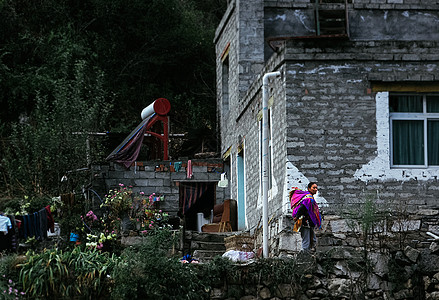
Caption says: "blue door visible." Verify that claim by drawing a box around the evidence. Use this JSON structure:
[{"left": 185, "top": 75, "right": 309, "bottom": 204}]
[{"left": 237, "top": 152, "right": 246, "bottom": 230}]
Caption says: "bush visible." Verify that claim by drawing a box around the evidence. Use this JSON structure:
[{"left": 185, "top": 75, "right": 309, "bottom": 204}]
[
  {"left": 18, "top": 247, "right": 118, "bottom": 299},
  {"left": 111, "top": 229, "right": 209, "bottom": 300},
  {"left": 0, "top": 254, "right": 25, "bottom": 299}
]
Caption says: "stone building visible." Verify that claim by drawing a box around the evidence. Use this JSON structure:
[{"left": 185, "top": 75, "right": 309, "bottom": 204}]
[{"left": 215, "top": 0, "right": 439, "bottom": 252}]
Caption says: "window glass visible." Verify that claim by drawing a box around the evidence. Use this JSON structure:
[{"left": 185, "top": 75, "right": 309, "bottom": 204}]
[
  {"left": 428, "top": 120, "right": 439, "bottom": 165},
  {"left": 392, "top": 120, "right": 424, "bottom": 165},
  {"left": 389, "top": 95, "right": 422, "bottom": 112},
  {"left": 427, "top": 96, "right": 439, "bottom": 113}
]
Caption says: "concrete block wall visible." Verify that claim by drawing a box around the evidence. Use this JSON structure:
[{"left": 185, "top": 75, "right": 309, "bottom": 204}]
[
  {"left": 215, "top": 0, "right": 266, "bottom": 158},
  {"left": 216, "top": 0, "right": 439, "bottom": 238},
  {"left": 282, "top": 39, "right": 439, "bottom": 212},
  {"left": 91, "top": 159, "right": 227, "bottom": 217}
]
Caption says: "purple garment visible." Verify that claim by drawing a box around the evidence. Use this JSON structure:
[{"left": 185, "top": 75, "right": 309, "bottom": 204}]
[{"left": 290, "top": 189, "right": 322, "bottom": 229}]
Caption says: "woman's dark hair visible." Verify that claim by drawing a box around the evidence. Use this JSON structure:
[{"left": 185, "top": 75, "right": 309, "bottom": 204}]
[{"left": 308, "top": 182, "right": 317, "bottom": 189}]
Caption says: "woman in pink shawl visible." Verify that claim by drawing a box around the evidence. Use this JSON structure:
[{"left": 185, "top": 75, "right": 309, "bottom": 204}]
[{"left": 290, "top": 182, "right": 322, "bottom": 252}]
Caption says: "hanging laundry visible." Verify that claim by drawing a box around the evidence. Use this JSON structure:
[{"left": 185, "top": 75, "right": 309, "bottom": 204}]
[
  {"left": 0, "top": 214, "right": 12, "bottom": 233},
  {"left": 174, "top": 162, "right": 182, "bottom": 172},
  {"left": 45, "top": 205, "right": 55, "bottom": 233},
  {"left": 0, "top": 215, "right": 13, "bottom": 252},
  {"left": 187, "top": 160, "right": 193, "bottom": 179},
  {"left": 8, "top": 215, "right": 18, "bottom": 252},
  {"left": 39, "top": 208, "right": 48, "bottom": 239}
]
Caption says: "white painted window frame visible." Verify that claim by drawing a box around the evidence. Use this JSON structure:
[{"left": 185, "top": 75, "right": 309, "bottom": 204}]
[
  {"left": 389, "top": 93, "right": 439, "bottom": 169},
  {"left": 354, "top": 92, "right": 439, "bottom": 182}
]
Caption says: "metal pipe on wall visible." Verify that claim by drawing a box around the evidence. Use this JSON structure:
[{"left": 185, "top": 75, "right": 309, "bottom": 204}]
[{"left": 262, "top": 71, "right": 281, "bottom": 258}]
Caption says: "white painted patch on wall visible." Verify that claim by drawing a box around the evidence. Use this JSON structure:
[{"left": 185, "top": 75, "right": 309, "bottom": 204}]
[
  {"left": 275, "top": 14, "right": 286, "bottom": 21},
  {"left": 294, "top": 10, "right": 313, "bottom": 32},
  {"left": 271, "top": 176, "right": 279, "bottom": 201},
  {"left": 287, "top": 64, "right": 306, "bottom": 76},
  {"left": 302, "top": 64, "right": 354, "bottom": 75},
  {"left": 427, "top": 64, "right": 439, "bottom": 72},
  {"left": 355, "top": 92, "right": 438, "bottom": 182},
  {"left": 418, "top": 12, "right": 439, "bottom": 23},
  {"left": 288, "top": 70, "right": 297, "bottom": 75},
  {"left": 346, "top": 79, "right": 363, "bottom": 84},
  {"left": 282, "top": 160, "right": 329, "bottom": 214}
]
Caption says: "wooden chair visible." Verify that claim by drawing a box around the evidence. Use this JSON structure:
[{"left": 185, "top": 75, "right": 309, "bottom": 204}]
[{"left": 202, "top": 199, "right": 237, "bottom": 233}]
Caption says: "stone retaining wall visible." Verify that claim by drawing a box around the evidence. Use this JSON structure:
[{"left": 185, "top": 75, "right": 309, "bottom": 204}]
[
  {"left": 214, "top": 209, "right": 439, "bottom": 299},
  {"left": 211, "top": 244, "right": 439, "bottom": 299}
]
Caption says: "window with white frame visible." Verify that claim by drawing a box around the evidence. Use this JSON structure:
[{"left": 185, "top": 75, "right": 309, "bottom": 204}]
[{"left": 390, "top": 93, "right": 439, "bottom": 167}]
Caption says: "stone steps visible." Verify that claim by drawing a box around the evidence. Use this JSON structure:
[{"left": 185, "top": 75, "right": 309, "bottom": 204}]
[
  {"left": 184, "top": 230, "right": 237, "bottom": 262},
  {"left": 192, "top": 250, "right": 226, "bottom": 263}
]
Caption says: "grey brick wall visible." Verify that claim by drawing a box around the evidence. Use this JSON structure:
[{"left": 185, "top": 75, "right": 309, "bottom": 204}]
[
  {"left": 92, "top": 160, "right": 226, "bottom": 217},
  {"left": 216, "top": 0, "right": 439, "bottom": 240},
  {"left": 282, "top": 39, "right": 439, "bottom": 212}
]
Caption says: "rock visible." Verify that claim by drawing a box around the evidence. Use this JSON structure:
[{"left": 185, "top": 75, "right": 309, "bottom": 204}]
[
  {"left": 333, "top": 233, "right": 347, "bottom": 239},
  {"left": 315, "top": 288, "right": 329, "bottom": 297},
  {"left": 259, "top": 287, "right": 271, "bottom": 299},
  {"left": 305, "top": 289, "right": 315, "bottom": 298},
  {"left": 430, "top": 242, "right": 439, "bottom": 253},
  {"left": 211, "top": 288, "right": 224, "bottom": 299},
  {"left": 418, "top": 209, "right": 439, "bottom": 216},
  {"left": 427, "top": 291, "right": 439, "bottom": 300},
  {"left": 328, "top": 278, "right": 350, "bottom": 298},
  {"left": 364, "top": 290, "right": 375, "bottom": 298},
  {"left": 394, "top": 251, "right": 411, "bottom": 265},
  {"left": 308, "top": 276, "right": 322, "bottom": 289},
  {"left": 404, "top": 266, "right": 414, "bottom": 278},
  {"left": 330, "top": 219, "right": 352, "bottom": 233},
  {"left": 278, "top": 232, "right": 302, "bottom": 252},
  {"left": 393, "top": 289, "right": 413, "bottom": 300},
  {"left": 334, "top": 261, "right": 350, "bottom": 277},
  {"left": 275, "top": 284, "right": 293, "bottom": 298},
  {"left": 315, "top": 264, "right": 326, "bottom": 276},
  {"left": 404, "top": 246, "right": 420, "bottom": 262},
  {"left": 405, "top": 278, "right": 413, "bottom": 289},
  {"left": 240, "top": 296, "right": 258, "bottom": 300},
  {"left": 367, "top": 273, "right": 381, "bottom": 290},
  {"left": 327, "top": 246, "right": 362, "bottom": 260},
  {"left": 430, "top": 225, "right": 439, "bottom": 235},
  {"left": 418, "top": 251, "right": 439, "bottom": 272},
  {"left": 424, "top": 276, "right": 432, "bottom": 291},
  {"left": 369, "top": 252, "right": 389, "bottom": 276}
]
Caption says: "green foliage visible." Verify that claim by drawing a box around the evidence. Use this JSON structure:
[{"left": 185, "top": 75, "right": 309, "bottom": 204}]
[
  {"left": 18, "top": 247, "right": 118, "bottom": 299},
  {"left": 2, "top": 58, "right": 112, "bottom": 197},
  {"left": 344, "top": 194, "right": 389, "bottom": 252},
  {"left": 102, "top": 184, "right": 171, "bottom": 235},
  {"left": 0, "top": 254, "right": 23, "bottom": 292},
  {"left": 0, "top": 0, "right": 227, "bottom": 199},
  {"left": 111, "top": 229, "right": 209, "bottom": 299}
]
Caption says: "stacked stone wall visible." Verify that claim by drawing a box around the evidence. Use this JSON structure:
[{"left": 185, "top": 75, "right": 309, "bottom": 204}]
[{"left": 221, "top": 209, "right": 439, "bottom": 299}]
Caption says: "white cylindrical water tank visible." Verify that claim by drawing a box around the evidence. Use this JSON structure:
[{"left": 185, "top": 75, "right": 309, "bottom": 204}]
[{"left": 141, "top": 98, "right": 171, "bottom": 119}]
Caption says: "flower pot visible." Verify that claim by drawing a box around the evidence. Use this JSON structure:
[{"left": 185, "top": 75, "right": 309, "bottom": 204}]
[{"left": 70, "top": 233, "right": 79, "bottom": 242}]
